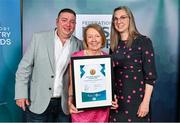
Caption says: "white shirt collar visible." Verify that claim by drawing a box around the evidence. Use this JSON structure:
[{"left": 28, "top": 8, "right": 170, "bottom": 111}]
[{"left": 54, "top": 29, "right": 72, "bottom": 46}]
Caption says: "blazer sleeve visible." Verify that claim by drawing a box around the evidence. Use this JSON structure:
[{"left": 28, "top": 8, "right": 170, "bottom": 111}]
[
  {"left": 77, "top": 38, "right": 83, "bottom": 50},
  {"left": 15, "top": 33, "right": 37, "bottom": 99}
]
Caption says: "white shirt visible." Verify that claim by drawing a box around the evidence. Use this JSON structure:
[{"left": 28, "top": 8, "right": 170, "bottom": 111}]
[{"left": 53, "top": 30, "right": 71, "bottom": 97}]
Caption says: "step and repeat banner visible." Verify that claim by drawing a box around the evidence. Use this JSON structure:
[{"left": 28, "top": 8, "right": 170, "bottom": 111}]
[
  {"left": 0, "top": 0, "right": 22, "bottom": 121},
  {"left": 23, "top": 0, "right": 179, "bottom": 121},
  {"left": 0, "top": 0, "right": 179, "bottom": 121}
]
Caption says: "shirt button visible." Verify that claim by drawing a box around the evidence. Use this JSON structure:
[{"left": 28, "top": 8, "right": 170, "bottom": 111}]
[
  {"left": 51, "top": 75, "right": 54, "bottom": 78},
  {"left": 49, "top": 88, "right": 51, "bottom": 90}
]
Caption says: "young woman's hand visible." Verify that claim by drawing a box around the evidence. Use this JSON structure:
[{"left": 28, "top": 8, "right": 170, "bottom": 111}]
[
  {"left": 137, "top": 100, "right": 149, "bottom": 117},
  {"left": 111, "top": 95, "right": 119, "bottom": 109}
]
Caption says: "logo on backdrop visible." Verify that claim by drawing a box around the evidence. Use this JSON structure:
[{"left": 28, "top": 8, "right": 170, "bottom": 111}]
[
  {"left": 75, "top": 14, "right": 112, "bottom": 51},
  {"left": 0, "top": 26, "right": 12, "bottom": 46}
]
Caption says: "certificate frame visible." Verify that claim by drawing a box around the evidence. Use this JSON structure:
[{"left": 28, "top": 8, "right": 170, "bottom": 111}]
[{"left": 71, "top": 55, "right": 113, "bottom": 110}]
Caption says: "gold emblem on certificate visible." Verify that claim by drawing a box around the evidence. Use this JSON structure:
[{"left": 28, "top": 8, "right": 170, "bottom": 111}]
[{"left": 90, "top": 69, "right": 96, "bottom": 75}]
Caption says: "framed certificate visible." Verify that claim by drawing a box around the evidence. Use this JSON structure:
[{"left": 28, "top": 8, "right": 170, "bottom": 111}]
[{"left": 71, "top": 55, "right": 113, "bottom": 110}]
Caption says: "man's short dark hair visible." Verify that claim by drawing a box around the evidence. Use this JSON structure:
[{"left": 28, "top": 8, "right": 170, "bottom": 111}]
[{"left": 58, "top": 8, "right": 76, "bottom": 18}]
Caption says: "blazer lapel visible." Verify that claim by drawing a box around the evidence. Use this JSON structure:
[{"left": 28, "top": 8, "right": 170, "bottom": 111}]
[
  {"left": 69, "top": 36, "right": 77, "bottom": 53},
  {"left": 46, "top": 31, "right": 55, "bottom": 73}
]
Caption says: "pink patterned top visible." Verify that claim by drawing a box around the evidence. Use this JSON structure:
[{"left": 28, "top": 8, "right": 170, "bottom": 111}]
[{"left": 71, "top": 50, "right": 110, "bottom": 122}]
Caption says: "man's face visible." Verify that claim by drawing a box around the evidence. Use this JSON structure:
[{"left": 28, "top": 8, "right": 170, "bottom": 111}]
[{"left": 56, "top": 12, "right": 76, "bottom": 39}]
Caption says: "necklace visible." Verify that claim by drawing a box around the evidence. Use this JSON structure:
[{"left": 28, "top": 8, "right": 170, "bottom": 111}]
[{"left": 85, "top": 50, "right": 101, "bottom": 56}]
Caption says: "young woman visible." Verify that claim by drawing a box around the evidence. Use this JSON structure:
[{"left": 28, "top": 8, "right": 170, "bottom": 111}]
[{"left": 109, "top": 6, "right": 157, "bottom": 122}]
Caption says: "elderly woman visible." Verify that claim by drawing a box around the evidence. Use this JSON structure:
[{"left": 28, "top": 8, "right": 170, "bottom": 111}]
[{"left": 68, "top": 23, "right": 118, "bottom": 122}]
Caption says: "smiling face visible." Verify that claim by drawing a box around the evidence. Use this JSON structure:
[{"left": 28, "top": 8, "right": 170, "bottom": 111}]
[
  {"left": 56, "top": 12, "right": 76, "bottom": 39},
  {"left": 86, "top": 28, "right": 102, "bottom": 51},
  {"left": 113, "top": 9, "right": 130, "bottom": 34}
]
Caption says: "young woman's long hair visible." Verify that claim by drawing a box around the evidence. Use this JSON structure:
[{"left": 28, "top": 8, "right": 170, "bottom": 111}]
[{"left": 110, "top": 6, "right": 141, "bottom": 51}]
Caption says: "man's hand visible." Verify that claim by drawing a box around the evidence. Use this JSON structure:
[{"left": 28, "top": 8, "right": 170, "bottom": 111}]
[{"left": 16, "top": 98, "right": 30, "bottom": 111}]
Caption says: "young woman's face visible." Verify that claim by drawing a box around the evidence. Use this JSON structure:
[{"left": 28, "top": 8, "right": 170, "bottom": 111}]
[
  {"left": 113, "top": 10, "right": 129, "bottom": 34},
  {"left": 86, "top": 28, "right": 102, "bottom": 51}
]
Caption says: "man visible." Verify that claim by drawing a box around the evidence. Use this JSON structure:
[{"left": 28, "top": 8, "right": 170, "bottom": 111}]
[{"left": 15, "top": 8, "right": 83, "bottom": 122}]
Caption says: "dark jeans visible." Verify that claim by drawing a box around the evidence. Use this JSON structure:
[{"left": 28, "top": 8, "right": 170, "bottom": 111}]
[{"left": 26, "top": 98, "right": 70, "bottom": 122}]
